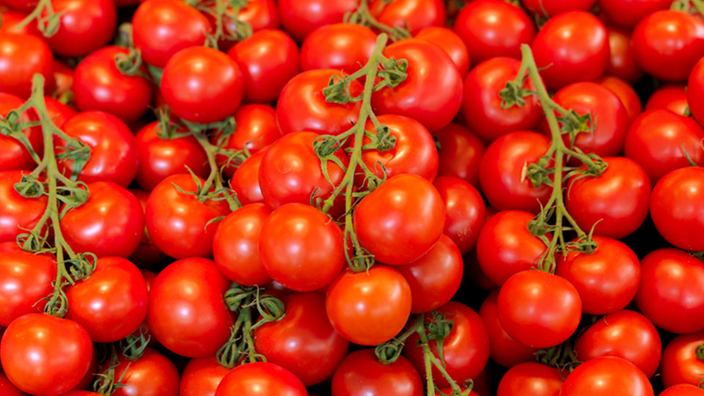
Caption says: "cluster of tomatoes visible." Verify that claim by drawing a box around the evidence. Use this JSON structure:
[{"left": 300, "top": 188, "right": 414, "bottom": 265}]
[{"left": 3, "top": 0, "right": 704, "bottom": 395}]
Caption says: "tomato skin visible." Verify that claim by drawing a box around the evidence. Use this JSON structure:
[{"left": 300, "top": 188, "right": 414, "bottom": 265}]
[
  {"left": 566, "top": 157, "right": 651, "bottom": 239},
  {"left": 277, "top": 0, "right": 358, "bottom": 42},
  {"left": 598, "top": 0, "right": 671, "bottom": 28},
  {"left": 147, "top": 257, "right": 234, "bottom": 358},
  {"left": 354, "top": 174, "right": 445, "bottom": 266},
  {"left": 636, "top": 248, "right": 704, "bottom": 334},
  {"left": 302, "top": 23, "right": 377, "bottom": 75},
  {"left": 370, "top": 0, "right": 445, "bottom": 34},
  {"left": 496, "top": 362, "right": 563, "bottom": 396},
  {"left": 498, "top": 270, "right": 582, "bottom": 349},
  {"left": 433, "top": 123, "right": 485, "bottom": 187},
  {"left": 0, "top": 94, "right": 42, "bottom": 171},
  {"left": 688, "top": 57, "right": 704, "bottom": 127},
  {"left": 0, "top": 9, "right": 40, "bottom": 37},
  {"left": 605, "top": 26, "right": 644, "bottom": 84},
  {"left": 132, "top": 0, "right": 212, "bottom": 68},
  {"left": 479, "top": 291, "right": 537, "bottom": 368},
  {"left": 0, "top": 170, "right": 47, "bottom": 243},
  {"left": 1, "top": 0, "right": 38, "bottom": 13},
  {"left": 254, "top": 292, "right": 350, "bottom": 386},
  {"left": 1, "top": 314, "right": 93, "bottom": 396},
  {"left": 531, "top": 11, "right": 609, "bottom": 90},
  {"left": 433, "top": 177, "right": 486, "bottom": 254},
  {"left": 415, "top": 27, "right": 470, "bottom": 76},
  {"left": 561, "top": 356, "right": 654, "bottom": 396},
  {"left": 232, "top": 149, "right": 266, "bottom": 205},
  {"left": 0, "top": 372, "right": 27, "bottom": 396},
  {"left": 372, "top": 39, "right": 463, "bottom": 132},
  {"left": 331, "top": 349, "right": 424, "bottom": 396},
  {"left": 405, "top": 302, "right": 490, "bottom": 386},
  {"left": 145, "top": 174, "right": 230, "bottom": 259},
  {"left": 651, "top": 167, "right": 704, "bottom": 251},
  {"left": 0, "top": 251, "right": 55, "bottom": 327},
  {"left": 127, "top": 189, "right": 164, "bottom": 269},
  {"left": 45, "top": 0, "right": 117, "bottom": 57},
  {"left": 0, "top": 33, "right": 54, "bottom": 98},
  {"left": 215, "top": 362, "right": 307, "bottom": 396},
  {"left": 522, "top": 0, "right": 596, "bottom": 17},
  {"left": 661, "top": 332, "right": 704, "bottom": 388},
  {"left": 461, "top": 57, "right": 542, "bottom": 142},
  {"left": 179, "top": 357, "right": 229, "bottom": 396},
  {"left": 646, "top": 85, "right": 689, "bottom": 116},
  {"left": 326, "top": 266, "right": 411, "bottom": 346},
  {"left": 598, "top": 76, "right": 643, "bottom": 124},
  {"left": 661, "top": 384, "right": 704, "bottom": 396},
  {"left": 213, "top": 203, "right": 272, "bottom": 287},
  {"left": 110, "top": 348, "right": 180, "bottom": 396},
  {"left": 44, "top": 96, "right": 76, "bottom": 128}
]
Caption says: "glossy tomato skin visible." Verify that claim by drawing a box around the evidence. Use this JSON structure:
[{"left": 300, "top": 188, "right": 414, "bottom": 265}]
[
  {"left": 254, "top": 292, "right": 350, "bottom": 385},
  {"left": 0, "top": 33, "right": 54, "bottom": 98},
  {"left": 433, "top": 123, "right": 485, "bottom": 187},
  {"left": 215, "top": 362, "right": 307, "bottom": 396},
  {"left": 277, "top": 0, "right": 358, "bottom": 42},
  {"left": 661, "top": 384, "right": 704, "bottom": 396},
  {"left": 0, "top": 372, "right": 26, "bottom": 396},
  {"left": 370, "top": 0, "right": 444, "bottom": 34},
  {"left": 0, "top": 170, "right": 47, "bottom": 243},
  {"left": 1, "top": 314, "right": 93, "bottom": 396},
  {"left": 598, "top": 0, "right": 671, "bottom": 28},
  {"left": 480, "top": 291, "right": 538, "bottom": 368},
  {"left": 301, "top": 23, "right": 377, "bottom": 75},
  {"left": 605, "top": 26, "right": 644, "bottom": 84},
  {"left": 326, "top": 266, "right": 412, "bottom": 346},
  {"left": 372, "top": 39, "right": 463, "bottom": 132},
  {"left": 522, "top": 0, "right": 595, "bottom": 17},
  {"left": 688, "top": 57, "right": 704, "bottom": 127},
  {"left": 0, "top": 251, "right": 55, "bottom": 327},
  {"left": 0, "top": 8, "right": 40, "bottom": 36},
  {"left": 646, "top": 85, "right": 689, "bottom": 115},
  {"left": 433, "top": 177, "right": 485, "bottom": 254},
  {"left": 128, "top": 189, "right": 165, "bottom": 268},
  {"left": 354, "top": 174, "right": 445, "bottom": 266},
  {"left": 415, "top": 27, "right": 470, "bottom": 76},
  {"left": 179, "top": 357, "right": 229, "bottom": 396},
  {"left": 661, "top": 332, "right": 704, "bottom": 388},
  {"left": 496, "top": 362, "right": 563, "bottom": 396},
  {"left": 45, "top": 0, "right": 117, "bottom": 57},
  {"left": 531, "top": 11, "right": 609, "bottom": 90},
  {"left": 145, "top": 174, "right": 230, "bottom": 259},
  {"left": 147, "top": 257, "right": 234, "bottom": 358},
  {"left": 1, "top": 0, "right": 38, "bottom": 13},
  {"left": 110, "top": 347, "right": 179, "bottom": 396},
  {"left": 331, "top": 349, "right": 424, "bottom": 396},
  {"left": 232, "top": 149, "right": 266, "bottom": 205},
  {"left": 561, "top": 356, "right": 654, "bottom": 396},
  {"left": 462, "top": 57, "right": 542, "bottom": 142},
  {"left": 636, "top": 248, "right": 704, "bottom": 334},
  {"left": 598, "top": 76, "right": 643, "bottom": 124},
  {"left": 0, "top": 94, "right": 42, "bottom": 171},
  {"left": 44, "top": 96, "right": 76, "bottom": 128},
  {"left": 651, "top": 167, "right": 704, "bottom": 251}
]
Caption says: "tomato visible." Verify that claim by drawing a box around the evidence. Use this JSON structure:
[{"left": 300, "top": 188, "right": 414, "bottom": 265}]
[
  {"left": 561, "top": 356, "right": 654, "bottom": 396},
  {"left": 0, "top": 94, "right": 42, "bottom": 172},
  {"left": 301, "top": 23, "right": 377, "bottom": 75},
  {"left": 415, "top": 27, "right": 470, "bottom": 76},
  {"left": 0, "top": 8, "right": 39, "bottom": 36},
  {"left": 44, "top": 96, "right": 76, "bottom": 128},
  {"left": 215, "top": 362, "right": 307, "bottom": 396},
  {"left": 631, "top": 10, "right": 704, "bottom": 82},
  {"left": 232, "top": 149, "right": 265, "bottom": 205},
  {"left": 354, "top": 174, "right": 445, "bottom": 265},
  {"left": 254, "top": 292, "right": 349, "bottom": 385},
  {"left": 45, "top": 0, "right": 117, "bottom": 57},
  {"left": 454, "top": 0, "right": 534, "bottom": 65},
  {"left": 433, "top": 177, "right": 485, "bottom": 254},
  {"left": 496, "top": 362, "right": 563, "bottom": 396},
  {"left": 128, "top": 189, "right": 164, "bottom": 269},
  {"left": 661, "top": 385, "right": 704, "bottom": 396},
  {"left": 147, "top": 257, "right": 234, "bottom": 357},
  {"left": 498, "top": 270, "right": 582, "bottom": 348},
  {"left": 605, "top": 26, "right": 644, "bottom": 84},
  {"left": 662, "top": 332, "right": 704, "bottom": 388},
  {"left": 476, "top": 210, "right": 547, "bottom": 286},
  {"left": 180, "top": 357, "right": 229, "bottom": 396},
  {"left": 73, "top": 46, "right": 153, "bottom": 124},
  {"left": 688, "top": 57, "right": 704, "bottom": 127},
  {"left": 598, "top": 76, "right": 643, "bottom": 124},
  {"left": 0, "top": 170, "right": 47, "bottom": 243},
  {"left": 635, "top": 248, "right": 704, "bottom": 334},
  {"left": 405, "top": 302, "right": 490, "bottom": 386},
  {"left": 0, "top": 372, "right": 26, "bottom": 396},
  {"left": 479, "top": 291, "right": 537, "bottom": 368},
  {"left": 207, "top": 0, "right": 280, "bottom": 51},
  {"left": 109, "top": 347, "right": 179, "bottom": 396},
  {"left": 0, "top": 33, "right": 54, "bottom": 98},
  {"left": 331, "top": 349, "right": 423, "bottom": 396},
  {"left": 651, "top": 167, "right": 704, "bottom": 251},
  {"left": 461, "top": 57, "right": 543, "bottom": 142},
  {"left": 433, "top": 123, "right": 485, "bottom": 187},
  {"left": 369, "top": 0, "right": 445, "bottom": 34},
  {"left": 372, "top": 39, "right": 462, "bottom": 132},
  {"left": 566, "top": 156, "right": 651, "bottom": 239},
  {"left": 213, "top": 203, "right": 272, "bottom": 287},
  {"left": 598, "top": 0, "right": 670, "bottom": 28},
  {"left": 575, "top": 310, "right": 661, "bottom": 378},
  {"left": 0, "top": 251, "right": 55, "bottom": 327},
  {"left": 1, "top": 0, "right": 37, "bottom": 13},
  {"left": 132, "top": 0, "right": 212, "bottom": 68},
  {"left": 228, "top": 29, "right": 300, "bottom": 103},
  {"left": 1, "top": 314, "right": 93, "bottom": 396},
  {"left": 531, "top": 11, "right": 609, "bottom": 90},
  {"left": 646, "top": 85, "right": 689, "bottom": 115},
  {"left": 52, "top": 60, "right": 73, "bottom": 98},
  {"left": 277, "top": 69, "right": 362, "bottom": 135},
  {"left": 145, "top": 174, "right": 230, "bottom": 259},
  {"left": 277, "top": 0, "right": 358, "bottom": 42},
  {"left": 522, "top": 0, "right": 596, "bottom": 17}
]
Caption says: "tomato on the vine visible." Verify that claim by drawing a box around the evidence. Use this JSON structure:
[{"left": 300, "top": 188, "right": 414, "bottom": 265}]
[
  {"left": 0, "top": 251, "right": 55, "bottom": 327},
  {"left": 433, "top": 123, "right": 485, "bottom": 187},
  {"left": 45, "top": 0, "right": 117, "bottom": 57},
  {"left": 331, "top": 349, "right": 424, "bottom": 396},
  {"left": 415, "top": 27, "right": 470, "bottom": 76},
  {"left": 369, "top": 0, "right": 445, "bottom": 34},
  {"left": 496, "top": 362, "right": 563, "bottom": 396},
  {"left": 560, "top": 356, "right": 654, "bottom": 396},
  {"left": 215, "top": 362, "right": 307, "bottom": 396},
  {"left": 480, "top": 291, "right": 538, "bottom": 368},
  {"left": 108, "top": 347, "right": 180, "bottom": 396},
  {"left": 0, "top": 33, "right": 54, "bottom": 98},
  {"left": 277, "top": 0, "right": 358, "bottom": 42},
  {"left": 651, "top": 167, "right": 704, "bottom": 251},
  {"left": 179, "top": 357, "right": 230, "bottom": 396},
  {"left": 661, "top": 331, "right": 704, "bottom": 388},
  {"left": 301, "top": 23, "right": 377, "bottom": 75},
  {"left": 0, "top": 170, "right": 47, "bottom": 243}
]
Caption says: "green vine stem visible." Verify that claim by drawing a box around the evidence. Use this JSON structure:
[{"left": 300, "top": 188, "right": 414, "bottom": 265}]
[
  {"left": 195, "top": 0, "right": 253, "bottom": 48},
  {"left": 15, "top": 0, "right": 63, "bottom": 37},
  {"left": 672, "top": 0, "right": 704, "bottom": 16},
  {"left": 346, "top": 0, "right": 411, "bottom": 42}
]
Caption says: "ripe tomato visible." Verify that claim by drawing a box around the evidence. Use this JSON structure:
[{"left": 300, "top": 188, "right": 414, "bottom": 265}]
[
  {"left": 0, "top": 372, "right": 26, "bottom": 396},
  {"left": 147, "top": 257, "right": 234, "bottom": 358},
  {"left": 461, "top": 57, "right": 543, "bottom": 142},
  {"left": 232, "top": 149, "right": 265, "bottom": 205},
  {"left": 370, "top": 0, "right": 445, "bottom": 34},
  {"left": 145, "top": 174, "right": 230, "bottom": 259},
  {"left": 688, "top": 57, "right": 704, "bottom": 127},
  {"left": 635, "top": 248, "right": 704, "bottom": 334},
  {"left": 1, "top": 314, "right": 93, "bottom": 395},
  {"left": 496, "top": 362, "right": 563, "bottom": 396},
  {"left": 0, "top": 251, "right": 55, "bottom": 327},
  {"left": 598, "top": 76, "right": 643, "bottom": 123},
  {"left": 598, "top": 0, "right": 671, "bottom": 28},
  {"left": 331, "top": 349, "right": 423, "bottom": 396},
  {"left": 372, "top": 39, "right": 462, "bottom": 132},
  {"left": 415, "top": 27, "right": 470, "bottom": 76},
  {"left": 522, "top": 0, "right": 596, "bottom": 17},
  {"left": 0, "top": 94, "right": 42, "bottom": 171},
  {"left": 301, "top": 23, "right": 377, "bottom": 75},
  {"left": 0, "top": 8, "right": 40, "bottom": 36},
  {"left": 661, "top": 332, "right": 704, "bottom": 388},
  {"left": 277, "top": 0, "right": 358, "bottom": 42},
  {"left": 454, "top": 0, "right": 534, "bottom": 65},
  {"left": 109, "top": 348, "right": 179, "bottom": 396},
  {"left": 661, "top": 385, "right": 704, "bottom": 396},
  {"left": 560, "top": 356, "right": 654, "bottom": 396},
  {"left": 479, "top": 291, "right": 538, "bottom": 368},
  {"left": 651, "top": 167, "right": 704, "bottom": 251},
  {"left": 215, "top": 362, "right": 307, "bottom": 396},
  {"left": 433, "top": 177, "right": 485, "bottom": 254},
  {"left": 44, "top": 96, "right": 76, "bottom": 128},
  {"left": 0, "top": 33, "right": 54, "bottom": 97},
  {"left": 326, "top": 266, "right": 411, "bottom": 345},
  {"left": 127, "top": 189, "right": 164, "bottom": 268},
  {"left": 1, "top": 0, "right": 38, "bottom": 13},
  {"left": 531, "top": 11, "right": 609, "bottom": 90},
  {"left": 646, "top": 85, "right": 689, "bottom": 115},
  {"left": 179, "top": 357, "right": 229, "bottom": 396},
  {"left": 605, "top": 26, "right": 644, "bottom": 84},
  {"left": 45, "top": 0, "right": 117, "bottom": 57},
  {"left": 354, "top": 174, "right": 445, "bottom": 266},
  {"left": 433, "top": 123, "right": 485, "bottom": 187},
  {"left": 254, "top": 292, "right": 350, "bottom": 386},
  {"left": 498, "top": 270, "right": 582, "bottom": 348},
  {"left": 0, "top": 170, "right": 47, "bottom": 243}
]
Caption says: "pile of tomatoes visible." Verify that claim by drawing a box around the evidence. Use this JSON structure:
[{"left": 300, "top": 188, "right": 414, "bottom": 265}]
[{"left": 4, "top": 0, "right": 704, "bottom": 395}]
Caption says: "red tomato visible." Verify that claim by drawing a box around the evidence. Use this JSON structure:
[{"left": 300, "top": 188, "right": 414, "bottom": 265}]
[
  {"left": 147, "top": 257, "right": 234, "bottom": 357},
  {"left": 1, "top": 0, "right": 38, "bottom": 12},
  {"left": 232, "top": 149, "right": 266, "bottom": 205},
  {"left": 179, "top": 357, "right": 229, "bottom": 396},
  {"left": 498, "top": 270, "right": 582, "bottom": 348},
  {"left": 0, "top": 372, "right": 26, "bottom": 396},
  {"left": 661, "top": 332, "right": 704, "bottom": 388},
  {"left": 215, "top": 362, "right": 307, "bottom": 396},
  {"left": 372, "top": 39, "right": 463, "bottom": 132},
  {"left": 646, "top": 85, "right": 689, "bottom": 115},
  {"left": 0, "top": 94, "right": 42, "bottom": 171},
  {"left": 110, "top": 348, "right": 179, "bottom": 396},
  {"left": 301, "top": 23, "right": 377, "bottom": 75},
  {"left": 598, "top": 76, "right": 643, "bottom": 124},
  {"left": 331, "top": 349, "right": 423, "bottom": 396},
  {"left": 688, "top": 57, "right": 704, "bottom": 127},
  {"left": 575, "top": 310, "right": 661, "bottom": 378},
  {"left": 238, "top": 0, "right": 279, "bottom": 31},
  {"left": 496, "top": 362, "right": 563, "bottom": 396},
  {"left": 566, "top": 156, "right": 651, "bottom": 239},
  {"left": 461, "top": 57, "right": 543, "bottom": 142},
  {"left": 132, "top": 0, "right": 212, "bottom": 68},
  {"left": 522, "top": 0, "right": 596, "bottom": 17},
  {"left": 433, "top": 123, "right": 485, "bottom": 187},
  {"left": 560, "top": 356, "right": 654, "bottom": 396},
  {"left": 651, "top": 167, "right": 704, "bottom": 251},
  {"left": 0, "top": 8, "right": 39, "bottom": 36},
  {"left": 254, "top": 292, "right": 349, "bottom": 385},
  {"left": 0, "top": 170, "right": 47, "bottom": 243},
  {"left": 531, "top": 11, "right": 609, "bottom": 89},
  {"left": 45, "top": 0, "right": 117, "bottom": 57},
  {"left": 369, "top": 0, "right": 445, "bottom": 34},
  {"left": 433, "top": 177, "right": 486, "bottom": 254},
  {"left": 52, "top": 60, "right": 73, "bottom": 98},
  {"left": 405, "top": 302, "right": 490, "bottom": 386},
  {"left": 598, "top": 0, "right": 671, "bottom": 28},
  {"left": 661, "top": 385, "right": 704, "bottom": 396},
  {"left": 605, "top": 26, "right": 644, "bottom": 83},
  {"left": 277, "top": 0, "right": 358, "bottom": 42},
  {"left": 127, "top": 189, "right": 165, "bottom": 268},
  {"left": 0, "top": 251, "right": 55, "bottom": 327},
  {"left": 44, "top": 96, "right": 76, "bottom": 128},
  {"left": 1, "top": 314, "right": 93, "bottom": 395},
  {"left": 635, "top": 248, "right": 704, "bottom": 334},
  {"left": 326, "top": 266, "right": 411, "bottom": 346},
  {"left": 454, "top": 0, "right": 534, "bottom": 65},
  {"left": 354, "top": 174, "right": 445, "bottom": 266},
  {"left": 415, "top": 27, "right": 470, "bottom": 76},
  {"left": 480, "top": 291, "right": 538, "bottom": 368},
  {"left": 0, "top": 33, "right": 54, "bottom": 98},
  {"left": 145, "top": 174, "right": 230, "bottom": 259}
]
